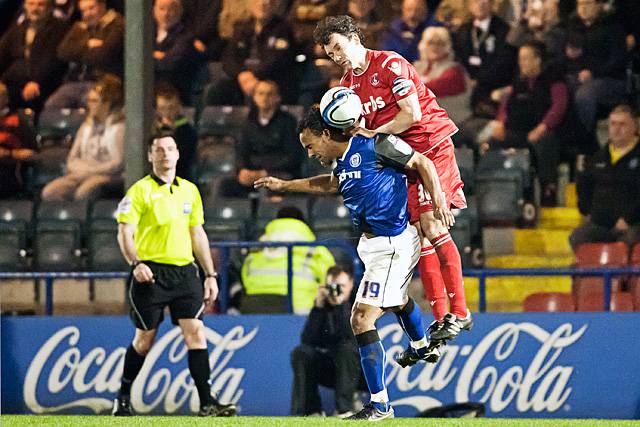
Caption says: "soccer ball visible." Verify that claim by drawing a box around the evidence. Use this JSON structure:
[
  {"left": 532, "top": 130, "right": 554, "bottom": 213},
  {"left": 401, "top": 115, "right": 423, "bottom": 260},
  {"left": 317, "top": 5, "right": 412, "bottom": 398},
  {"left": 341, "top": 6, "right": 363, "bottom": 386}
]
[{"left": 319, "top": 86, "right": 362, "bottom": 129}]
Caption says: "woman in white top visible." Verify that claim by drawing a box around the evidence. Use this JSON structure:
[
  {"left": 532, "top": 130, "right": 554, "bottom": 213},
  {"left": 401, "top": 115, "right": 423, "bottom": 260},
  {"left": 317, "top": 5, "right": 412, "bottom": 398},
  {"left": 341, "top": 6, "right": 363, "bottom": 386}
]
[{"left": 41, "top": 74, "right": 124, "bottom": 201}]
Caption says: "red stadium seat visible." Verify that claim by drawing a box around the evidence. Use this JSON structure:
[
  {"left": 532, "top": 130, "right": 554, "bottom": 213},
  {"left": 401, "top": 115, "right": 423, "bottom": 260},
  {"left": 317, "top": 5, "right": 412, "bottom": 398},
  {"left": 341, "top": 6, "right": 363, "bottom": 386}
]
[
  {"left": 523, "top": 292, "right": 575, "bottom": 312},
  {"left": 629, "top": 277, "right": 640, "bottom": 311},
  {"left": 610, "top": 292, "right": 634, "bottom": 312},
  {"left": 631, "top": 244, "right": 640, "bottom": 266},
  {"left": 575, "top": 242, "right": 629, "bottom": 268}
]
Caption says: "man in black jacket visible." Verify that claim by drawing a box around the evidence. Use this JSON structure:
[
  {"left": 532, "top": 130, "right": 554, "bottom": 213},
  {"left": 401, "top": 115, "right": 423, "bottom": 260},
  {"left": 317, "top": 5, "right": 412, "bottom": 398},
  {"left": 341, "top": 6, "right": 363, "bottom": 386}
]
[
  {"left": 290, "top": 265, "right": 363, "bottom": 417},
  {"left": 0, "top": 0, "right": 69, "bottom": 112},
  {"left": 570, "top": 104, "right": 640, "bottom": 250},
  {"left": 453, "top": 0, "right": 515, "bottom": 116},
  {"left": 563, "top": 0, "right": 628, "bottom": 136},
  {"left": 205, "top": 0, "right": 298, "bottom": 105}
]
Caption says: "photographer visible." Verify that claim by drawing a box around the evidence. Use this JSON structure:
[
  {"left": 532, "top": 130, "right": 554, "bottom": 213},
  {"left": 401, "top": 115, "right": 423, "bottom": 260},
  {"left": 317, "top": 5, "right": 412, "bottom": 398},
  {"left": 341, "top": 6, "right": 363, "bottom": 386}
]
[{"left": 290, "top": 265, "right": 362, "bottom": 417}]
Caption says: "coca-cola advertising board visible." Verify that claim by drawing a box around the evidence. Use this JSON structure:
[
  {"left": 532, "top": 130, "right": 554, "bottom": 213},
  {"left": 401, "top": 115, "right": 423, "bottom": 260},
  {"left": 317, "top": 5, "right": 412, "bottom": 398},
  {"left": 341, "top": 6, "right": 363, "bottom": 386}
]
[{"left": 2, "top": 313, "right": 640, "bottom": 418}]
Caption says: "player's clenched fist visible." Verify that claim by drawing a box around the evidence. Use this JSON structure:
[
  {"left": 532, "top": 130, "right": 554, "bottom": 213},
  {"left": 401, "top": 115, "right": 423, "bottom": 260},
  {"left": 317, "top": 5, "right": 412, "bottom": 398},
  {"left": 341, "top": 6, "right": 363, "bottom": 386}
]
[
  {"left": 254, "top": 176, "right": 286, "bottom": 192},
  {"left": 133, "top": 263, "right": 155, "bottom": 284}
]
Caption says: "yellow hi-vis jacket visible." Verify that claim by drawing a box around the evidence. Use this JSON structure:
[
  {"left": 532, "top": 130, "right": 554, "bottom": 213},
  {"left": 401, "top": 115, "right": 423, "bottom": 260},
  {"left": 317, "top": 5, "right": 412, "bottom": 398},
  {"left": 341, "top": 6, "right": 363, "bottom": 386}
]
[{"left": 241, "top": 218, "right": 336, "bottom": 314}]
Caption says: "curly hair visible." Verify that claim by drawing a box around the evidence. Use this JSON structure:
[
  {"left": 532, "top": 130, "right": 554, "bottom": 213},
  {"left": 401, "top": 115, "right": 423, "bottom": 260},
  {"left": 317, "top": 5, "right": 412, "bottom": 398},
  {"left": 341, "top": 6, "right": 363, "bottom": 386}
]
[
  {"left": 296, "top": 105, "right": 350, "bottom": 142},
  {"left": 313, "top": 15, "right": 365, "bottom": 46},
  {"left": 93, "top": 74, "right": 123, "bottom": 110}
]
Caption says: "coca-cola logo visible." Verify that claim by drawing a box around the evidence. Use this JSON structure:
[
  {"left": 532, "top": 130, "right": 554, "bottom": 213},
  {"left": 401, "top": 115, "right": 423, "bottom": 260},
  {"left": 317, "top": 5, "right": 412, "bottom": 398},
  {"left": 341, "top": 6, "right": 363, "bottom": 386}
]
[
  {"left": 24, "top": 325, "right": 258, "bottom": 414},
  {"left": 21, "top": 321, "right": 587, "bottom": 415},
  {"left": 382, "top": 322, "right": 587, "bottom": 413}
]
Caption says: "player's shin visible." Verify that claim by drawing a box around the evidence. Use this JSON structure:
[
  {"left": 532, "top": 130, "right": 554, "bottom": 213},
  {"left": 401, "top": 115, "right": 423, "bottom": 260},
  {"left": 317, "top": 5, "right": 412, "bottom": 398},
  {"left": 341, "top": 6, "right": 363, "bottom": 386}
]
[
  {"left": 418, "top": 245, "right": 448, "bottom": 321},
  {"left": 432, "top": 233, "right": 468, "bottom": 318},
  {"left": 188, "top": 348, "right": 214, "bottom": 406},
  {"left": 395, "top": 298, "right": 429, "bottom": 355},
  {"left": 118, "top": 344, "right": 146, "bottom": 398},
  {"left": 355, "top": 330, "right": 389, "bottom": 412}
]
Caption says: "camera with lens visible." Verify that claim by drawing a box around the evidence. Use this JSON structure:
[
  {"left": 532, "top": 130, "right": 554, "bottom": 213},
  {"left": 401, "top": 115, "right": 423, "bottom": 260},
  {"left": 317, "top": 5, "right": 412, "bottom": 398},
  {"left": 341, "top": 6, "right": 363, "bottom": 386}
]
[{"left": 325, "top": 282, "right": 342, "bottom": 298}]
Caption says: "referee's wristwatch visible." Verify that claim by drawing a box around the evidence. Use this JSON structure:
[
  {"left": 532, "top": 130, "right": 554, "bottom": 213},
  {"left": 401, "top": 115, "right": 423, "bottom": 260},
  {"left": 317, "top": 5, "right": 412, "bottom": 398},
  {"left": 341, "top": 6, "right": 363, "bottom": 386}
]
[{"left": 205, "top": 272, "right": 218, "bottom": 279}]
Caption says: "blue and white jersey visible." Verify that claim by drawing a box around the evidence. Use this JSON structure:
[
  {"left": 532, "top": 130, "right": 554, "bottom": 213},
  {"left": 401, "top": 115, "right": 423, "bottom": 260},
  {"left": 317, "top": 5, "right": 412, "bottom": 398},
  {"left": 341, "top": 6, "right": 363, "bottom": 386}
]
[{"left": 333, "top": 134, "right": 415, "bottom": 237}]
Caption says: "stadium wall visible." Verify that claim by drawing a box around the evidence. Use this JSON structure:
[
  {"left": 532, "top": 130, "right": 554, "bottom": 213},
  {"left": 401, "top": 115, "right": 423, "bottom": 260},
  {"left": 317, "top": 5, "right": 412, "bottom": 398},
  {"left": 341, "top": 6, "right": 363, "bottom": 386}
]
[{"left": 2, "top": 313, "right": 640, "bottom": 419}]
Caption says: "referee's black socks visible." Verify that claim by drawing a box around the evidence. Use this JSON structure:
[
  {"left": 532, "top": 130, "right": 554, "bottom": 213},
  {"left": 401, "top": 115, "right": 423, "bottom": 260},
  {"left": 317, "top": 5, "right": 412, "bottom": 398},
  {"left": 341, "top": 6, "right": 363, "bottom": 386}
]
[
  {"left": 188, "top": 348, "right": 213, "bottom": 406},
  {"left": 118, "top": 344, "right": 146, "bottom": 398}
]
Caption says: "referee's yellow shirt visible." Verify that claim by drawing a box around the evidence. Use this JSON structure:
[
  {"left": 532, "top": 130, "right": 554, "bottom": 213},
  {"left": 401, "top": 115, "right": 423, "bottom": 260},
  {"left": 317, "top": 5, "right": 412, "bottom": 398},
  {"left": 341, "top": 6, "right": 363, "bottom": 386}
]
[{"left": 116, "top": 174, "right": 204, "bottom": 266}]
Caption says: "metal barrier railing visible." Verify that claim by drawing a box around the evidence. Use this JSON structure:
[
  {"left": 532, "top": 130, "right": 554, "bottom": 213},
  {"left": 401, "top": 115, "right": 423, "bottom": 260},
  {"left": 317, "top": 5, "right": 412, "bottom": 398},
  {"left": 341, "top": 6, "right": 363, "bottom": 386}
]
[{"left": 1, "top": 241, "right": 639, "bottom": 314}]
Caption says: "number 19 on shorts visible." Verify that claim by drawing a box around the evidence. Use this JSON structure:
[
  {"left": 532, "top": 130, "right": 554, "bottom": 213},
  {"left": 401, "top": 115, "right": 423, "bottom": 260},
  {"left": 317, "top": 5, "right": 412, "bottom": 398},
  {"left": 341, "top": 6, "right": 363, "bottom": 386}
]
[{"left": 362, "top": 281, "right": 381, "bottom": 299}]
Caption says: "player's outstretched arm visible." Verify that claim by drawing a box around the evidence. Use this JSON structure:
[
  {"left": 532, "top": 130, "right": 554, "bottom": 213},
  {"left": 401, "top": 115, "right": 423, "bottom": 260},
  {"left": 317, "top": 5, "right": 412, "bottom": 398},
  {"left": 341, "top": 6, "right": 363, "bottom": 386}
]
[
  {"left": 254, "top": 174, "right": 338, "bottom": 194},
  {"left": 406, "top": 152, "right": 455, "bottom": 228}
]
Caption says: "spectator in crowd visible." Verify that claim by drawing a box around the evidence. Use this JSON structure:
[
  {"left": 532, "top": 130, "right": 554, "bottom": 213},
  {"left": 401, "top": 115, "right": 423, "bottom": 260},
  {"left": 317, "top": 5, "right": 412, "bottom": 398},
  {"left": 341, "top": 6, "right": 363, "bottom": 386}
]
[
  {"left": 207, "top": 0, "right": 297, "bottom": 105},
  {"left": 414, "top": 26, "right": 471, "bottom": 122},
  {"left": 41, "top": 74, "right": 124, "bottom": 201},
  {"left": 506, "top": 0, "right": 568, "bottom": 61},
  {"left": 290, "top": 265, "right": 363, "bottom": 417},
  {"left": 381, "top": 0, "right": 441, "bottom": 63},
  {"left": 436, "top": 0, "right": 518, "bottom": 31},
  {"left": 153, "top": 0, "right": 199, "bottom": 105},
  {"left": 0, "top": 81, "right": 37, "bottom": 198},
  {"left": 570, "top": 104, "right": 640, "bottom": 250},
  {"left": 453, "top": 0, "right": 516, "bottom": 118},
  {"left": 154, "top": 84, "right": 197, "bottom": 181},
  {"left": 46, "top": 0, "right": 124, "bottom": 109},
  {"left": 241, "top": 206, "right": 336, "bottom": 314},
  {"left": 348, "top": 0, "right": 385, "bottom": 49},
  {"left": 182, "top": 0, "right": 225, "bottom": 61},
  {"left": 562, "top": 0, "right": 628, "bottom": 140},
  {"left": 219, "top": 80, "right": 304, "bottom": 198},
  {"left": 481, "top": 42, "right": 569, "bottom": 205},
  {"left": 0, "top": 0, "right": 69, "bottom": 112},
  {"left": 288, "top": 0, "right": 346, "bottom": 51}
]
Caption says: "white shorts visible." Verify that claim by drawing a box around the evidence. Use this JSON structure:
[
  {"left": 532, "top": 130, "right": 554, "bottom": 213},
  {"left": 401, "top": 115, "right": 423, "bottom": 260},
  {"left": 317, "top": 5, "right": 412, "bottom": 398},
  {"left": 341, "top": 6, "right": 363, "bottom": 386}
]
[{"left": 355, "top": 225, "right": 421, "bottom": 308}]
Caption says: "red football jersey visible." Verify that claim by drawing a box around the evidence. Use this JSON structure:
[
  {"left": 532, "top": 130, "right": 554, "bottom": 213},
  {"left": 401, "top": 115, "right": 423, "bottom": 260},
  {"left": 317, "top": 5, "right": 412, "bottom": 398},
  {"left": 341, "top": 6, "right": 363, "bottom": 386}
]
[{"left": 340, "top": 50, "right": 458, "bottom": 154}]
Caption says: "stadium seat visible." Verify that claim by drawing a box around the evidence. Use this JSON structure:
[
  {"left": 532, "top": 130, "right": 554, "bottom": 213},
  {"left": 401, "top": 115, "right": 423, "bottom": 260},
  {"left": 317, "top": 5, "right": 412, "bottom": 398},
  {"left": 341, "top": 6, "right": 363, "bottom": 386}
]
[
  {"left": 203, "top": 198, "right": 252, "bottom": 242},
  {"left": 523, "top": 292, "right": 575, "bottom": 312},
  {"left": 575, "top": 242, "right": 629, "bottom": 268},
  {"left": 36, "top": 107, "right": 86, "bottom": 144},
  {"left": 0, "top": 200, "right": 34, "bottom": 271},
  {"left": 281, "top": 105, "right": 305, "bottom": 122},
  {"left": 33, "top": 200, "right": 87, "bottom": 271},
  {"left": 86, "top": 199, "right": 125, "bottom": 271},
  {"left": 196, "top": 141, "right": 236, "bottom": 187},
  {"left": 574, "top": 277, "right": 626, "bottom": 311},
  {"left": 309, "top": 196, "right": 354, "bottom": 238},
  {"left": 455, "top": 146, "right": 475, "bottom": 196},
  {"left": 197, "top": 105, "right": 249, "bottom": 139},
  {"left": 475, "top": 149, "right": 534, "bottom": 225},
  {"left": 182, "top": 106, "right": 196, "bottom": 126},
  {"left": 631, "top": 244, "right": 640, "bottom": 266},
  {"left": 610, "top": 292, "right": 634, "bottom": 312}
]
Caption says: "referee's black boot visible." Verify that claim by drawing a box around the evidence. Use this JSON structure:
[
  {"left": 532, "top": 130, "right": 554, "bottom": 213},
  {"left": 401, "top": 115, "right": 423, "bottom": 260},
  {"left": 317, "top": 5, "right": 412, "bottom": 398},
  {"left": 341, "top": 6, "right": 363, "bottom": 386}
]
[
  {"left": 198, "top": 396, "right": 237, "bottom": 417},
  {"left": 112, "top": 396, "right": 133, "bottom": 416}
]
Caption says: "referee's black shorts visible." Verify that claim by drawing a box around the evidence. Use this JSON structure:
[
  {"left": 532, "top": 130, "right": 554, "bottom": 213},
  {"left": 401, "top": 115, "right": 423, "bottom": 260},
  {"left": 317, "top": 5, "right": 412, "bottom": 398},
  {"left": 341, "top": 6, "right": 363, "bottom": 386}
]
[{"left": 127, "top": 261, "right": 204, "bottom": 330}]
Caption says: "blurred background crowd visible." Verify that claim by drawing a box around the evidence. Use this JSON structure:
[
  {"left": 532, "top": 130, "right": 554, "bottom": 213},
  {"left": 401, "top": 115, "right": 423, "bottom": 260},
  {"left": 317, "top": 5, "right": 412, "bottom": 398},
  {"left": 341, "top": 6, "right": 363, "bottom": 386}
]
[{"left": 1, "top": 0, "right": 640, "bottom": 315}]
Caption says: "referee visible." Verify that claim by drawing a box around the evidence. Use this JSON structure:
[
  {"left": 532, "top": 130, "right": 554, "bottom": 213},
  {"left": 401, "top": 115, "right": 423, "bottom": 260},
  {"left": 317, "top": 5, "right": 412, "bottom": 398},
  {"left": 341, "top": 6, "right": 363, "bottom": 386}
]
[{"left": 112, "top": 135, "right": 236, "bottom": 417}]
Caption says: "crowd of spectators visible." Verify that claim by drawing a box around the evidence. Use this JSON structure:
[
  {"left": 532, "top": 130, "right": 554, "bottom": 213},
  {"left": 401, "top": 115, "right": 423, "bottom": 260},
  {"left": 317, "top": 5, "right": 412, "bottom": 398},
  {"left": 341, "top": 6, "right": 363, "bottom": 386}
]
[{"left": 1, "top": 0, "right": 640, "bottom": 247}]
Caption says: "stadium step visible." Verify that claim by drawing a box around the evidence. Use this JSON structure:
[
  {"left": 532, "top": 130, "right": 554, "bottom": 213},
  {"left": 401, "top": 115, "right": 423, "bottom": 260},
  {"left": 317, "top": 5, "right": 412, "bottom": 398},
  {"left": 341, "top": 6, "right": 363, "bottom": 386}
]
[
  {"left": 513, "top": 229, "right": 573, "bottom": 256},
  {"left": 538, "top": 207, "right": 581, "bottom": 230},
  {"left": 564, "top": 183, "right": 577, "bottom": 208}
]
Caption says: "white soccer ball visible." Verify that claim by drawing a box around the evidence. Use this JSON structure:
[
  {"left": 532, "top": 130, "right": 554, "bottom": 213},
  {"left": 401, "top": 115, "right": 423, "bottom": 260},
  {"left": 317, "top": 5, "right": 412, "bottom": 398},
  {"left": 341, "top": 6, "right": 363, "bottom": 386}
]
[{"left": 319, "top": 86, "right": 362, "bottom": 129}]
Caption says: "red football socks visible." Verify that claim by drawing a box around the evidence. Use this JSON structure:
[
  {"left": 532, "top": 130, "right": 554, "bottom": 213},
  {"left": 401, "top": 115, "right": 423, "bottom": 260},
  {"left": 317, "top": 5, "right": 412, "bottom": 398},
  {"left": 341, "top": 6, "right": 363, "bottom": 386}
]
[
  {"left": 418, "top": 245, "right": 447, "bottom": 322},
  {"left": 432, "top": 233, "right": 468, "bottom": 318}
]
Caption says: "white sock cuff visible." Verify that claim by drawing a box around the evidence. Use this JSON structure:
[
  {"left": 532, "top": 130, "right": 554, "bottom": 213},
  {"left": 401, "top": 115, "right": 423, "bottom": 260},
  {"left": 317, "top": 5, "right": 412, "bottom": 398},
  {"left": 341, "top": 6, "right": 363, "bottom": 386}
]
[
  {"left": 370, "top": 389, "right": 389, "bottom": 403},
  {"left": 410, "top": 336, "right": 429, "bottom": 349}
]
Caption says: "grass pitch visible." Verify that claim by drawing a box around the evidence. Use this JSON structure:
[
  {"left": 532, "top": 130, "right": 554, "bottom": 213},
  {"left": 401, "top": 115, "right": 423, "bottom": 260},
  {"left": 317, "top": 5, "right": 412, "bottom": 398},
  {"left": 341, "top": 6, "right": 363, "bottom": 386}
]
[{"left": 2, "top": 416, "right": 638, "bottom": 427}]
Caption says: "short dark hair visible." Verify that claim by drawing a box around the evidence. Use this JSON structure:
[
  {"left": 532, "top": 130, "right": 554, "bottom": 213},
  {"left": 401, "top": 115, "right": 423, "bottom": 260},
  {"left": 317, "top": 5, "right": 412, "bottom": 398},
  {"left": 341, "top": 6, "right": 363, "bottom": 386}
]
[
  {"left": 327, "top": 264, "right": 352, "bottom": 279},
  {"left": 276, "top": 206, "right": 305, "bottom": 222},
  {"left": 313, "top": 15, "right": 365, "bottom": 46},
  {"left": 610, "top": 103, "right": 640, "bottom": 119},
  {"left": 155, "top": 81, "right": 181, "bottom": 102},
  {"left": 296, "top": 105, "right": 350, "bottom": 142},
  {"left": 520, "top": 41, "right": 545, "bottom": 61},
  {"left": 147, "top": 133, "right": 177, "bottom": 151}
]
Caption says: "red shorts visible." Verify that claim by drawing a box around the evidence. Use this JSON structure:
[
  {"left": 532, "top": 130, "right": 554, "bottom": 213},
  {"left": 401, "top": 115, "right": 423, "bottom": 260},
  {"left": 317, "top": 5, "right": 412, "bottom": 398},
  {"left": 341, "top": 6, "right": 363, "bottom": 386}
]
[{"left": 407, "top": 138, "right": 467, "bottom": 223}]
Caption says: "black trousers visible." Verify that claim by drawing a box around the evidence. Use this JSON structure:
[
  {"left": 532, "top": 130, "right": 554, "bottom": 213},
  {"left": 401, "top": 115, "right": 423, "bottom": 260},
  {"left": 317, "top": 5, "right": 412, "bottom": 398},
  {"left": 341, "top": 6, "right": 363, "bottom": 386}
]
[{"left": 290, "top": 342, "right": 362, "bottom": 415}]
